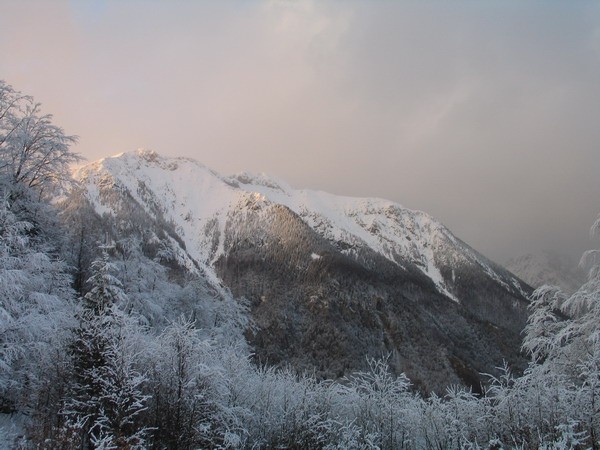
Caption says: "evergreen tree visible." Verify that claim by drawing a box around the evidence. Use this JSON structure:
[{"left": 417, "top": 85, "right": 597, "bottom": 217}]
[{"left": 63, "top": 246, "right": 148, "bottom": 449}]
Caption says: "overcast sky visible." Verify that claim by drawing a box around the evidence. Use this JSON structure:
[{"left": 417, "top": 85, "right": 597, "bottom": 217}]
[{"left": 1, "top": 0, "right": 599, "bottom": 264}]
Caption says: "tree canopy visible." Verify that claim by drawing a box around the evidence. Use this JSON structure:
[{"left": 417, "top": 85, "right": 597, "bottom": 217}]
[{"left": 0, "top": 80, "right": 81, "bottom": 196}]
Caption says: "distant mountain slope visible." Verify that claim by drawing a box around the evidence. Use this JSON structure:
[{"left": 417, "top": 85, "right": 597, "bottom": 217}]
[
  {"left": 73, "top": 149, "right": 531, "bottom": 392},
  {"left": 506, "top": 251, "right": 585, "bottom": 295}
]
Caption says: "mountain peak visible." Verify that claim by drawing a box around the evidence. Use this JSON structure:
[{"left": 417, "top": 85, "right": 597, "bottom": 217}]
[
  {"left": 75, "top": 150, "right": 529, "bottom": 301},
  {"left": 229, "top": 171, "right": 292, "bottom": 194},
  {"left": 73, "top": 149, "right": 531, "bottom": 390}
]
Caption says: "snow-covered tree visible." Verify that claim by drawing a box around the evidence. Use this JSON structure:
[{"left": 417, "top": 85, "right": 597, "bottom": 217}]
[
  {"left": 340, "top": 357, "right": 413, "bottom": 449},
  {"left": 0, "top": 195, "right": 75, "bottom": 415},
  {"left": 0, "top": 80, "right": 81, "bottom": 197},
  {"left": 63, "top": 246, "right": 149, "bottom": 449},
  {"left": 147, "top": 316, "right": 225, "bottom": 449},
  {"left": 81, "top": 246, "right": 129, "bottom": 314},
  {"left": 518, "top": 213, "right": 600, "bottom": 447}
]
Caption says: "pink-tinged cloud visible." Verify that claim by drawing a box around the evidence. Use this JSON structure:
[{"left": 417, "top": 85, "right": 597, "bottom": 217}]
[{"left": 1, "top": 0, "right": 599, "bottom": 263}]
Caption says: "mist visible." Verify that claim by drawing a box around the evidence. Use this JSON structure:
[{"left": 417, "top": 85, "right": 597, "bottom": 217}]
[{"left": 1, "top": 0, "right": 599, "bottom": 263}]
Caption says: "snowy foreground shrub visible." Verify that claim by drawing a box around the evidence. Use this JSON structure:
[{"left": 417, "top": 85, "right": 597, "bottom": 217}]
[
  {"left": 5, "top": 222, "right": 600, "bottom": 448},
  {"left": 16, "top": 339, "right": 600, "bottom": 449},
  {"left": 1, "top": 220, "right": 598, "bottom": 449}
]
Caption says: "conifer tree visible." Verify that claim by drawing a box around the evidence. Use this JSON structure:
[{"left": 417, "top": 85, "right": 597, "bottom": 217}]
[{"left": 63, "top": 245, "right": 148, "bottom": 449}]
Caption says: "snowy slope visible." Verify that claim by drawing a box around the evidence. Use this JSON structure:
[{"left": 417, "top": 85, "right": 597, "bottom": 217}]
[
  {"left": 75, "top": 149, "right": 528, "bottom": 305},
  {"left": 73, "top": 149, "right": 531, "bottom": 391}
]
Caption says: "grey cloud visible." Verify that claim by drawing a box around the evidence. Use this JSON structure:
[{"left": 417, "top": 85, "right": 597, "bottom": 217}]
[{"left": 1, "top": 0, "right": 599, "bottom": 264}]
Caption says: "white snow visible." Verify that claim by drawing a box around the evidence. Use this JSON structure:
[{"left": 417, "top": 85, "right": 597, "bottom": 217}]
[{"left": 75, "top": 150, "right": 526, "bottom": 304}]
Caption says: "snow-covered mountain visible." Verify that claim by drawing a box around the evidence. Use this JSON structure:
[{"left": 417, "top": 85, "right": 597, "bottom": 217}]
[
  {"left": 506, "top": 251, "right": 585, "bottom": 295},
  {"left": 72, "top": 149, "right": 531, "bottom": 392}
]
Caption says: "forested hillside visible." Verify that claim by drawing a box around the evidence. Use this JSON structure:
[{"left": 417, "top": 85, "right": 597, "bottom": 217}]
[
  {"left": 2, "top": 80, "right": 600, "bottom": 449},
  {"left": 74, "top": 148, "right": 531, "bottom": 393},
  {"left": 506, "top": 251, "right": 586, "bottom": 295}
]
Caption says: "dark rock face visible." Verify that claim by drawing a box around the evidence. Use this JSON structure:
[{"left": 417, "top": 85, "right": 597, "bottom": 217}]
[{"left": 216, "top": 203, "right": 530, "bottom": 393}]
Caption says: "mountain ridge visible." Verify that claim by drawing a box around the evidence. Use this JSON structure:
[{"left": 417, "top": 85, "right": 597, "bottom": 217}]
[
  {"left": 71, "top": 149, "right": 532, "bottom": 391},
  {"left": 506, "top": 250, "right": 585, "bottom": 295},
  {"left": 75, "top": 149, "right": 529, "bottom": 300}
]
